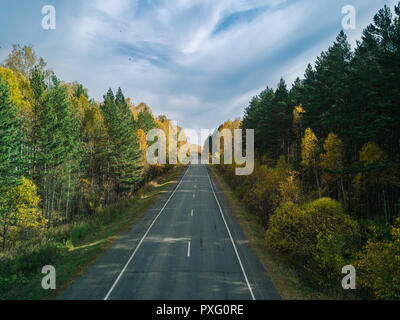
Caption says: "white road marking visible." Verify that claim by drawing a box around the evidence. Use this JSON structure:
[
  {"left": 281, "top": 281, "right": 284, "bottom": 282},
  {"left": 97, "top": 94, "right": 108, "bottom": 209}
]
[
  {"left": 187, "top": 241, "right": 191, "bottom": 257},
  {"left": 104, "top": 167, "right": 189, "bottom": 300},
  {"left": 193, "top": 194, "right": 195, "bottom": 199},
  {"left": 206, "top": 168, "right": 256, "bottom": 301},
  {"left": 191, "top": 209, "right": 193, "bottom": 217}
]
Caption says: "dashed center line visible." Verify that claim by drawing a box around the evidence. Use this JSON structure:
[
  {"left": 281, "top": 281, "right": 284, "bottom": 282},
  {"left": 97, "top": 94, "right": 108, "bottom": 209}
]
[
  {"left": 187, "top": 241, "right": 191, "bottom": 257},
  {"left": 191, "top": 209, "right": 193, "bottom": 217}
]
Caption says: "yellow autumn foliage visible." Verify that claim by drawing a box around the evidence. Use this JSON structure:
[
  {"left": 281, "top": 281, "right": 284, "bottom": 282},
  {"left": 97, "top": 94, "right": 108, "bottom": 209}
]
[
  {"left": 266, "top": 198, "right": 360, "bottom": 287},
  {"left": 354, "top": 218, "right": 400, "bottom": 299},
  {"left": 301, "top": 128, "right": 318, "bottom": 168},
  {"left": 293, "top": 105, "right": 305, "bottom": 139},
  {"left": 232, "top": 156, "right": 302, "bottom": 227},
  {"left": 0, "top": 178, "right": 47, "bottom": 248},
  {"left": 0, "top": 66, "right": 32, "bottom": 120},
  {"left": 320, "top": 133, "right": 343, "bottom": 174}
]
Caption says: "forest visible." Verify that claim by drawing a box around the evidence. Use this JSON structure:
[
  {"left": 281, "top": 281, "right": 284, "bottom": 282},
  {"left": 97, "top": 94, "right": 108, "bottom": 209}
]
[
  {"left": 1, "top": 1, "right": 400, "bottom": 301},
  {"left": 0, "top": 44, "right": 184, "bottom": 297},
  {"left": 213, "top": 3, "right": 400, "bottom": 299}
]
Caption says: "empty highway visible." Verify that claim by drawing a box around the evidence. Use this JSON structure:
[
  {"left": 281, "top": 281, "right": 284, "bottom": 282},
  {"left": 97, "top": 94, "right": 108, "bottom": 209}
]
[{"left": 61, "top": 163, "right": 280, "bottom": 300}]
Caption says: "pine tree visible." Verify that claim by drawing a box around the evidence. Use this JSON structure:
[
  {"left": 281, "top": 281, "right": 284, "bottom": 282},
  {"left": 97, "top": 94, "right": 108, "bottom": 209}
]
[
  {"left": 101, "top": 88, "right": 143, "bottom": 201},
  {"left": 0, "top": 77, "right": 26, "bottom": 191},
  {"left": 242, "top": 88, "right": 275, "bottom": 157},
  {"left": 29, "top": 67, "right": 47, "bottom": 181},
  {"left": 257, "top": 79, "right": 291, "bottom": 160},
  {"left": 36, "top": 76, "right": 81, "bottom": 225},
  {"left": 114, "top": 88, "right": 142, "bottom": 193},
  {"left": 0, "top": 77, "right": 27, "bottom": 249},
  {"left": 137, "top": 108, "right": 156, "bottom": 133},
  {"left": 273, "top": 78, "right": 292, "bottom": 159},
  {"left": 302, "top": 31, "right": 353, "bottom": 142}
]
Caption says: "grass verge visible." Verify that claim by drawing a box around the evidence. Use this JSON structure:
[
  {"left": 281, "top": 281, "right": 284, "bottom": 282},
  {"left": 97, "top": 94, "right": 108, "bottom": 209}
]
[
  {"left": 0, "top": 165, "right": 184, "bottom": 300},
  {"left": 208, "top": 165, "right": 357, "bottom": 300}
]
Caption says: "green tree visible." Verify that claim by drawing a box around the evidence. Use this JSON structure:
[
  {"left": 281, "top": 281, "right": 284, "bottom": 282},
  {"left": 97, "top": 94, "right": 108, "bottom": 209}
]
[
  {"left": 29, "top": 67, "right": 47, "bottom": 181},
  {"left": 101, "top": 88, "right": 143, "bottom": 202},
  {"left": 0, "top": 78, "right": 28, "bottom": 249},
  {"left": 137, "top": 108, "right": 156, "bottom": 133},
  {"left": 36, "top": 76, "right": 81, "bottom": 226},
  {"left": 302, "top": 31, "right": 353, "bottom": 143},
  {"left": 0, "top": 77, "right": 26, "bottom": 191}
]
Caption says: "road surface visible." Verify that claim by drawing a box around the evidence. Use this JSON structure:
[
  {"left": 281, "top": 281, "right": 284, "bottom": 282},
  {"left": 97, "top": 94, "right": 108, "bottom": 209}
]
[{"left": 61, "top": 163, "right": 281, "bottom": 300}]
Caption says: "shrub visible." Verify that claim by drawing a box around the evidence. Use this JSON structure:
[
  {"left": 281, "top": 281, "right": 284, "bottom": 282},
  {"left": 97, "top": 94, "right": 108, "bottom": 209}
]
[
  {"left": 237, "top": 157, "right": 302, "bottom": 227},
  {"left": 71, "top": 223, "right": 94, "bottom": 242},
  {"left": 266, "top": 198, "right": 360, "bottom": 287},
  {"left": 0, "top": 239, "right": 63, "bottom": 297},
  {"left": 242, "top": 164, "right": 280, "bottom": 226},
  {"left": 354, "top": 218, "right": 400, "bottom": 299}
]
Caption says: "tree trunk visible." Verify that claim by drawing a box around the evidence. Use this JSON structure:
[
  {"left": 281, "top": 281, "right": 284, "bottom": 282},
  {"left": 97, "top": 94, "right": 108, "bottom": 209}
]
[
  {"left": 340, "top": 176, "right": 347, "bottom": 209},
  {"left": 66, "top": 169, "right": 71, "bottom": 221},
  {"left": 383, "top": 188, "right": 388, "bottom": 225},
  {"left": 313, "top": 159, "right": 321, "bottom": 198},
  {"left": 48, "top": 177, "right": 55, "bottom": 229},
  {"left": 33, "top": 144, "right": 37, "bottom": 181},
  {"left": 2, "top": 221, "right": 7, "bottom": 251},
  {"left": 51, "top": 178, "right": 56, "bottom": 224}
]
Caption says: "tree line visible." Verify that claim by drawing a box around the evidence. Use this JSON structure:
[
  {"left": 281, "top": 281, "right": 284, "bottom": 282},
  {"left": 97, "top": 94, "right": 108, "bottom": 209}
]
[
  {"left": 0, "top": 45, "right": 177, "bottom": 250},
  {"left": 242, "top": 4, "right": 400, "bottom": 223},
  {"left": 214, "top": 3, "right": 400, "bottom": 299}
]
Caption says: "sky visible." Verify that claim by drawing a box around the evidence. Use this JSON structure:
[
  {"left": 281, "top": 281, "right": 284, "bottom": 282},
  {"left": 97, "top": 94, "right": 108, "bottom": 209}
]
[{"left": 0, "top": 0, "right": 398, "bottom": 144}]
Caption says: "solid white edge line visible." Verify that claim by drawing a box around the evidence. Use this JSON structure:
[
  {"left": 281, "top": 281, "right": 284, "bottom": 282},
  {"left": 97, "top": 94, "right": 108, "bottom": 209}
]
[
  {"left": 104, "top": 166, "right": 189, "bottom": 300},
  {"left": 206, "top": 167, "right": 256, "bottom": 301}
]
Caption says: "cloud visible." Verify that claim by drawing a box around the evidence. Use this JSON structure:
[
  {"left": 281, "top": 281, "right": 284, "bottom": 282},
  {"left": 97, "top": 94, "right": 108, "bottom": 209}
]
[
  {"left": 91, "top": 0, "right": 133, "bottom": 18},
  {"left": 0, "top": 0, "right": 397, "bottom": 133}
]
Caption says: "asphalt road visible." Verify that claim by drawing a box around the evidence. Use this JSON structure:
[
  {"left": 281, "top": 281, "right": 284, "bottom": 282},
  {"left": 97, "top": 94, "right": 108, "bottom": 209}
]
[{"left": 61, "top": 163, "right": 281, "bottom": 300}]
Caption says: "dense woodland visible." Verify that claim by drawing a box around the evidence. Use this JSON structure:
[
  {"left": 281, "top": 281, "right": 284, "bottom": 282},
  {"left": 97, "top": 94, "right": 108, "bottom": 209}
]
[
  {"left": 214, "top": 4, "right": 400, "bottom": 299},
  {"left": 0, "top": 44, "right": 184, "bottom": 253},
  {"left": 1, "top": 2, "right": 400, "bottom": 301}
]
